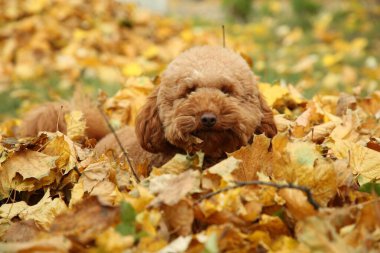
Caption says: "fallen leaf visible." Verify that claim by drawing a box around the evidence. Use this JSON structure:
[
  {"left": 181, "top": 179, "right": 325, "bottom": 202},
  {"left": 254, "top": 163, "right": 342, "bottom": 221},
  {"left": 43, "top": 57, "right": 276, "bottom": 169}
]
[
  {"left": 278, "top": 188, "right": 317, "bottom": 221},
  {"left": 158, "top": 235, "right": 192, "bottom": 253},
  {"left": 162, "top": 199, "right": 194, "bottom": 236},
  {"left": 231, "top": 134, "right": 272, "bottom": 181},
  {"left": 2, "top": 150, "right": 57, "bottom": 180},
  {"left": 207, "top": 156, "right": 240, "bottom": 184},
  {"left": 64, "top": 110, "right": 86, "bottom": 141},
  {"left": 50, "top": 197, "right": 119, "bottom": 245},
  {"left": 149, "top": 170, "right": 200, "bottom": 206},
  {"left": 42, "top": 134, "right": 78, "bottom": 174},
  {"left": 0, "top": 235, "right": 72, "bottom": 253},
  {"left": 331, "top": 139, "right": 380, "bottom": 182},
  {"left": 2, "top": 220, "right": 42, "bottom": 242},
  {"left": 0, "top": 190, "right": 67, "bottom": 229}
]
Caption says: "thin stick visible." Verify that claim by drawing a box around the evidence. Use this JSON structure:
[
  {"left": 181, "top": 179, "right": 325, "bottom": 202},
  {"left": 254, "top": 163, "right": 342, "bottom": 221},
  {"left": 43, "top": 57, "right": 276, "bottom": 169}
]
[
  {"left": 56, "top": 105, "right": 64, "bottom": 132},
  {"left": 222, "top": 25, "right": 226, "bottom": 48},
  {"left": 198, "top": 180, "right": 320, "bottom": 210},
  {"left": 97, "top": 106, "right": 140, "bottom": 183}
]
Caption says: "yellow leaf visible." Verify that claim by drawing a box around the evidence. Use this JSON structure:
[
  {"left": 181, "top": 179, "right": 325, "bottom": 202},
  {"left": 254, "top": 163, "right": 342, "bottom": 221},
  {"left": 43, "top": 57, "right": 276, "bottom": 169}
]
[
  {"left": 270, "top": 236, "right": 309, "bottom": 253},
  {"left": 95, "top": 228, "right": 134, "bottom": 252},
  {"left": 136, "top": 209, "right": 161, "bottom": 236},
  {"left": 65, "top": 110, "right": 86, "bottom": 141},
  {"left": 151, "top": 152, "right": 203, "bottom": 176},
  {"left": 0, "top": 190, "right": 67, "bottom": 229},
  {"left": 331, "top": 139, "right": 380, "bottom": 182},
  {"left": 143, "top": 45, "right": 159, "bottom": 59},
  {"left": 207, "top": 156, "right": 240, "bottom": 184},
  {"left": 24, "top": 0, "right": 49, "bottom": 13},
  {"left": 123, "top": 185, "right": 154, "bottom": 212},
  {"left": 258, "top": 83, "right": 289, "bottom": 107},
  {"left": 42, "top": 134, "right": 77, "bottom": 174},
  {"left": 1, "top": 150, "right": 57, "bottom": 181},
  {"left": 322, "top": 54, "right": 343, "bottom": 67},
  {"left": 122, "top": 62, "right": 143, "bottom": 77},
  {"left": 157, "top": 236, "right": 192, "bottom": 253},
  {"left": 272, "top": 135, "right": 337, "bottom": 206},
  {"left": 278, "top": 189, "right": 317, "bottom": 221}
]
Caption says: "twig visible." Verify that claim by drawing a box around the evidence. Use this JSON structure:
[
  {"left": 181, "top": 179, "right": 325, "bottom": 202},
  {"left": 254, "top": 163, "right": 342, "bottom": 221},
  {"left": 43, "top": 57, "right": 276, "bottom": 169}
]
[
  {"left": 222, "top": 25, "right": 226, "bottom": 48},
  {"left": 97, "top": 105, "right": 140, "bottom": 183},
  {"left": 198, "top": 180, "right": 320, "bottom": 210},
  {"left": 56, "top": 105, "right": 64, "bottom": 132}
]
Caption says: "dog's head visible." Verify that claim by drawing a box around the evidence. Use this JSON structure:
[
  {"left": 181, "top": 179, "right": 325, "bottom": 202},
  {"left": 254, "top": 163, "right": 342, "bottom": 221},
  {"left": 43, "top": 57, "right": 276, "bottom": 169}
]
[{"left": 136, "top": 46, "right": 277, "bottom": 158}]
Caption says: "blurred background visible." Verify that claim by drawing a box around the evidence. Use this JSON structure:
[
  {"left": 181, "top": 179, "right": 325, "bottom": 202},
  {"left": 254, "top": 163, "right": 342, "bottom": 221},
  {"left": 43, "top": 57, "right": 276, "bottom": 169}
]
[{"left": 0, "top": 0, "right": 379, "bottom": 121}]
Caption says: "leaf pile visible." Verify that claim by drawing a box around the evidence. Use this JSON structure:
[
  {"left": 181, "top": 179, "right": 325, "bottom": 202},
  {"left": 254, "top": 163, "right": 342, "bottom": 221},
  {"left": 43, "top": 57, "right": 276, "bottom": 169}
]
[{"left": 1, "top": 83, "right": 380, "bottom": 252}]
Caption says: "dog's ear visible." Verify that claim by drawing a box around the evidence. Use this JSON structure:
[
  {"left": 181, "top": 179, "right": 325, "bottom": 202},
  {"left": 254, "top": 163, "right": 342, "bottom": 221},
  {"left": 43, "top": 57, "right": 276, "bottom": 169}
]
[
  {"left": 135, "top": 87, "right": 171, "bottom": 153},
  {"left": 255, "top": 93, "right": 277, "bottom": 138}
]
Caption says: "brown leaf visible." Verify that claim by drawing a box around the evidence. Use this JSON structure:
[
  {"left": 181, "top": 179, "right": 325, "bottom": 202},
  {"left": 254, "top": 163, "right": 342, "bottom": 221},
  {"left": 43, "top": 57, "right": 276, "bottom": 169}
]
[
  {"left": 162, "top": 199, "right": 194, "bottom": 236},
  {"left": 336, "top": 93, "right": 357, "bottom": 116},
  {"left": 251, "top": 214, "right": 291, "bottom": 239},
  {"left": 2, "top": 220, "right": 42, "bottom": 242},
  {"left": 231, "top": 134, "right": 273, "bottom": 181},
  {"left": 278, "top": 189, "right": 317, "bottom": 221},
  {"left": 149, "top": 170, "right": 200, "bottom": 206},
  {"left": 0, "top": 235, "right": 72, "bottom": 253},
  {"left": 49, "top": 197, "right": 119, "bottom": 245}
]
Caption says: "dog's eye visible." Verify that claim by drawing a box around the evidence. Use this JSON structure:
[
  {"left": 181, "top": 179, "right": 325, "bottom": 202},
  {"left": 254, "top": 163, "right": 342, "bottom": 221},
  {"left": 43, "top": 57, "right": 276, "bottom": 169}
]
[
  {"left": 221, "top": 85, "right": 233, "bottom": 95},
  {"left": 179, "top": 85, "right": 196, "bottom": 98},
  {"left": 186, "top": 86, "right": 196, "bottom": 94}
]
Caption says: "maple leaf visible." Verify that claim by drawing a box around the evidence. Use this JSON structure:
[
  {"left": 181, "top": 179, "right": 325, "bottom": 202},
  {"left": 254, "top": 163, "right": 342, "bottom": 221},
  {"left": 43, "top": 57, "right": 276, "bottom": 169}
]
[
  {"left": 0, "top": 190, "right": 67, "bottom": 229},
  {"left": 0, "top": 150, "right": 58, "bottom": 198},
  {"left": 331, "top": 139, "right": 380, "bottom": 183}
]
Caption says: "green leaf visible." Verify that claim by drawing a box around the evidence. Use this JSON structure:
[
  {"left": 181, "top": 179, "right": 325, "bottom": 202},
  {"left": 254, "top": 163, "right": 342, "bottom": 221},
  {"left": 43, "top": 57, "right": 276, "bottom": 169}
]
[
  {"left": 115, "top": 202, "right": 137, "bottom": 236},
  {"left": 202, "top": 233, "right": 219, "bottom": 253},
  {"left": 359, "top": 182, "right": 380, "bottom": 196}
]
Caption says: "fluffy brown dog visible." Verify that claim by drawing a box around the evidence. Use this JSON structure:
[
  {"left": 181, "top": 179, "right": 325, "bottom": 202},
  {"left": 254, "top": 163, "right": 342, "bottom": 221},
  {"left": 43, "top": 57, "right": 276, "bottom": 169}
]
[
  {"left": 19, "top": 46, "right": 276, "bottom": 170},
  {"left": 95, "top": 46, "right": 277, "bottom": 168}
]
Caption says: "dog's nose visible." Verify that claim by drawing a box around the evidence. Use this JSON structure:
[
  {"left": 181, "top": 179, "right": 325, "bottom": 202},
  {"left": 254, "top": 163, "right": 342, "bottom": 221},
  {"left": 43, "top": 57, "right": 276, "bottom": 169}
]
[{"left": 201, "top": 113, "right": 217, "bottom": 127}]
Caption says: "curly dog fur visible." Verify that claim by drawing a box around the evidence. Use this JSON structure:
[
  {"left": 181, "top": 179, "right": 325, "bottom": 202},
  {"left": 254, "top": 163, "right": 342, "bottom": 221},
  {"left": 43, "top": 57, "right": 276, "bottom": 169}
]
[
  {"left": 19, "top": 46, "right": 276, "bottom": 169},
  {"left": 96, "top": 46, "right": 277, "bottom": 168},
  {"left": 18, "top": 98, "right": 109, "bottom": 141}
]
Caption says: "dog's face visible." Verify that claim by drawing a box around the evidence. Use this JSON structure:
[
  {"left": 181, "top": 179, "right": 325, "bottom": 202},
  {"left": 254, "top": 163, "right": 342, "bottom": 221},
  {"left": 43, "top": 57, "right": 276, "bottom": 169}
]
[{"left": 136, "top": 46, "right": 277, "bottom": 158}]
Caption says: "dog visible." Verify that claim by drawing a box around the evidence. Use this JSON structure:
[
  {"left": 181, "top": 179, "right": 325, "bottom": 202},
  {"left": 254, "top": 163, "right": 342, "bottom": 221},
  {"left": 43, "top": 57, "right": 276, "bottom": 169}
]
[
  {"left": 95, "top": 46, "right": 277, "bottom": 169},
  {"left": 18, "top": 46, "right": 277, "bottom": 170}
]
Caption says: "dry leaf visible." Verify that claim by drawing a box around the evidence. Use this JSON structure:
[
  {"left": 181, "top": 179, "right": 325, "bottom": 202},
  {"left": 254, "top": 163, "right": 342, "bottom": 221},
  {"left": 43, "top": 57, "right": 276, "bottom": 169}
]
[
  {"left": 162, "top": 199, "right": 194, "bottom": 236},
  {"left": 149, "top": 170, "right": 200, "bottom": 206},
  {"left": 50, "top": 197, "right": 119, "bottom": 245},
  {"left": 207, "top": 156, "right": 240, "bottom": 184},
  {"left": 64, "top": 110, "right": 86, "bottom": 141},
  {"left": 0, "top": 190, "right": 67, "bottom": 229},
  {"left": 0, "top": 235, "right": 72, "bottom": 253},
  {"left": 231, "top": 134, "right": 272, "bottom": 181},
  {"left": 331, "top": 139, "right": 380, "bottom": 182}
]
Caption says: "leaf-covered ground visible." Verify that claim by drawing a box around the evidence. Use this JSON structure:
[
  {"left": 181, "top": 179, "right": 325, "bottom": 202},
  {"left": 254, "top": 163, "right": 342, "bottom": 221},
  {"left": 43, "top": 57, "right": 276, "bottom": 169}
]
[{"left": 0, "top": 0, "right": 380, "bottom": 252}]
